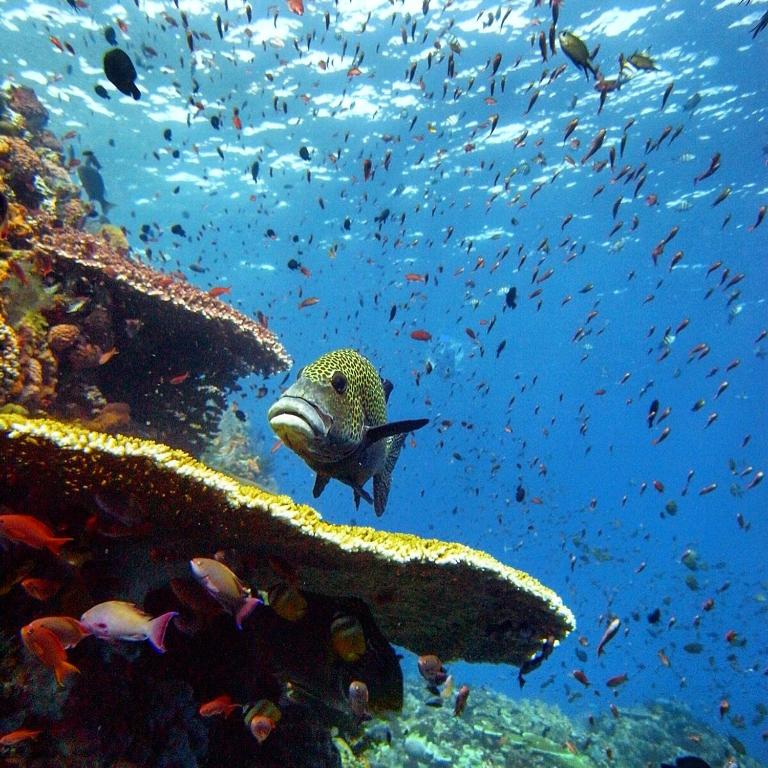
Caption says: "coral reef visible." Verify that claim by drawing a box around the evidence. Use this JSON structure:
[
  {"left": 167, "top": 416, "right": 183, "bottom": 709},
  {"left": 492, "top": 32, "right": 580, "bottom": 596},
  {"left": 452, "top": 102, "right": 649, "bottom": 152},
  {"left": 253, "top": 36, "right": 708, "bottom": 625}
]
[
  {"left": 201, "top": 403, "right": 275, "bottom": 489},
  {"left": 358, "top": 677, "right": 764, "bottom": 767},
  {"left": 0, "top": 414, "right": 575, "bottom": 663},
  {"left": 7, "top": 86, "right": 48, "bottom": 132},
  {"left": 0, "top": 92, "right": 290, "bottom": 452}
]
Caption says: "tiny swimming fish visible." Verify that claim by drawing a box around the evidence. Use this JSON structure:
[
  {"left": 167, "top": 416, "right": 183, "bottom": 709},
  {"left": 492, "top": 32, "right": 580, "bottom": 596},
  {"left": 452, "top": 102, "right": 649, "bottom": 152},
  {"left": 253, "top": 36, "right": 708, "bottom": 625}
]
[
  {"left": 80, "top": 600, "right": 177, "bottom": 653},
  {"left": 190, "top": 558, "right": 261, "bottom": 629},
  {"left": 330, "top": 612, "right": 366, "bottom": 662},
  {"left": 20, "top": 624, "right": 79, "bottom": 686},
  {"left": 244, "top": 699, "right": 281, "bottom": 743},
  {"left": 0, "top": 514, "right": 72, "bottom": 555}
]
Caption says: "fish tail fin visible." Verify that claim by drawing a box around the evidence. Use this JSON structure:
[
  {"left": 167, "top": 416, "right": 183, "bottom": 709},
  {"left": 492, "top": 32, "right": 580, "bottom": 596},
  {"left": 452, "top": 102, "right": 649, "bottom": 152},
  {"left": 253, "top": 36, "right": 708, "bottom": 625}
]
[
  {"left": 101, "top": 200, "right": 115, "bottom": 214},
  {"left": 54, "top": 658, "right": 80, "bottom": 686},
  {"left": 46, "top": 536, "right": 74, "bottom": 556},
  {"left": 373, "top": 433, "right": 406, "bottom": 517},
  {"left": 235, "top": 597, "right": 262, "bottom": 630},
  {"left": 147, "top": 611, "right": 178, "bottom": 653}
]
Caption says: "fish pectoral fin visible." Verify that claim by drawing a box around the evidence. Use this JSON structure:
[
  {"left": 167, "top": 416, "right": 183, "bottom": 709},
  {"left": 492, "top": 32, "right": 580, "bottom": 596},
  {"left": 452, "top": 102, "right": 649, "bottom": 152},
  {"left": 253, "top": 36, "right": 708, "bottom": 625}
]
[
  {"left": 312, "top": 474, "right": 331, "bottom": 499},
  {"left": 364, "top": 418, "right": 429, "bottom": 448},
  {"left": 373, "top": 433, "right": 407, "bottom": 517}
]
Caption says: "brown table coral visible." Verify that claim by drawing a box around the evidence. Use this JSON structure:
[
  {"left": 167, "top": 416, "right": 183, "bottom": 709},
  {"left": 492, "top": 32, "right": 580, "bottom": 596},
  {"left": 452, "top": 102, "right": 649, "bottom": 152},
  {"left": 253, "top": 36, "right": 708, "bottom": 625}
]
[
  {"left": 1, "top": 118, "right": 290, "bottom": 455},
  {"left": 0, "top": 414, "right": 575, "bottom": 665}
]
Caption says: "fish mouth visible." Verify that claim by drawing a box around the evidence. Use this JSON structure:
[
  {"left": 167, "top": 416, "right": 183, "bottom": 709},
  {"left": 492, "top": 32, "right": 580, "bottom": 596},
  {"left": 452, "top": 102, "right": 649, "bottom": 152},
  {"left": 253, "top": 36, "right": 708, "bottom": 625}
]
[{"left": 267, "top": 396, "right": 333, "bottom": 453}]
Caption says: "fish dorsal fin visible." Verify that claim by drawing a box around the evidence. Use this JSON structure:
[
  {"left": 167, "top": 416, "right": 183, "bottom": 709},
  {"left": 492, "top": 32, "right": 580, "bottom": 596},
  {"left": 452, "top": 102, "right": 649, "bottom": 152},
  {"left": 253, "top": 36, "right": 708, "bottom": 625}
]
[
  {"left": 312, "top": 474, "right": 331, "bottom": 499},
  {"left": 373, "top": 433, "right": 407, "bottom": 516},
  {"left": 381, "top": 378, "right": 394, "bottom": 403},
  {"left": 364, "top": 418, "right": 429, "bottom": 449}
]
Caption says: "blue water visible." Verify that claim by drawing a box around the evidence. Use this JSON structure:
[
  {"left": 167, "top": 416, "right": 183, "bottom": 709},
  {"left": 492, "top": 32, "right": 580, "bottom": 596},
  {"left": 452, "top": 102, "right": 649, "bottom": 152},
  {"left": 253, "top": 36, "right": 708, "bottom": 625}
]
[{"left": 2, "top": 0, "right": 766, "bottom": 760}]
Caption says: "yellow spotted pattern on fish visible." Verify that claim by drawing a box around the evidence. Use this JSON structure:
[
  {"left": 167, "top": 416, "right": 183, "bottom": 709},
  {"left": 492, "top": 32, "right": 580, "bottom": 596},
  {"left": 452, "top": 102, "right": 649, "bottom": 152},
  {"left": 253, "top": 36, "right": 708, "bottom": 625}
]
[
  {"left": 299, "top": 348, "right": 387, "bottom": 440},
  {"left": 268, "top": 348, "right": 429, "bottom": 516}
]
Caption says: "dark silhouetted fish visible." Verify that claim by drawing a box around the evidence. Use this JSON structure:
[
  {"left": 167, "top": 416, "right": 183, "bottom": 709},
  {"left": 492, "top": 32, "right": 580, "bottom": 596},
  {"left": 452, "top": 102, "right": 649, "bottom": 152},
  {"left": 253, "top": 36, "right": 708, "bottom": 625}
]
[{"left": 103, "top": 48, "right": 141, "bottom": 100}]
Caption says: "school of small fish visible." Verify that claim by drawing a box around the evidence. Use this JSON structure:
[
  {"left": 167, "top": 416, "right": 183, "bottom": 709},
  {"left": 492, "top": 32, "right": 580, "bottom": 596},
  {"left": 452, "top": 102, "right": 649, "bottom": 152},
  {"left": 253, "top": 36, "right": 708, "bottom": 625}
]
[{"left": 1, "top": 0, "right": 766, "bottom": 760}]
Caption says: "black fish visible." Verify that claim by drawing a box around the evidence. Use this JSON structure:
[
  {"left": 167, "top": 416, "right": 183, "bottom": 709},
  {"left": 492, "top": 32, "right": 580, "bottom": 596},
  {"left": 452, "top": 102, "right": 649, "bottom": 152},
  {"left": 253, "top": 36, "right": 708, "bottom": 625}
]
[
  {"left": 171, "top": 224, "right": 186, "bottom": 237},
  {"left": 661, "top": 758, "right": 712, "bottom": 768},
  {"left": 94, "top": 84, "right": 110, "bottom": 100},
  {"left": 505, "top": 286, "right": 517, "bottom": 309},
  {"left": 251, "top": 161, "right": 259, "bottom": 183},
  {"left": 647, "top": 398, "right": 659, "bottom": 428},
  {"left": 104, "top": 26, "right": 117, "bottom": 46},
  {"left": 515, "top": 484, "right": 525, "bottom": 502},
  {"left": 299, "top": 145, "right": 311, "bottom": 161},
  {"left": 77, "top": 165, "right": 114, "bottom": 214},
  {"left": 163, "top": 128, "right": 172, "bottom": 141},
  {"left": 750, "top": 9, "right": 768, "bottom": 37},
  {"left": 103, "top": 48, "right": 141, "bottom": 100}
]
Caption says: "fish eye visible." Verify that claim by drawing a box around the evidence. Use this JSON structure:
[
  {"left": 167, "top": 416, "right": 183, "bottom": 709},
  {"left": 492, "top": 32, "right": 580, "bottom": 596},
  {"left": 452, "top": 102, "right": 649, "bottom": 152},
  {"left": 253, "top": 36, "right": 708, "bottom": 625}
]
[{"left": 331, "top": 371, "right": 348, "bottom": 395}]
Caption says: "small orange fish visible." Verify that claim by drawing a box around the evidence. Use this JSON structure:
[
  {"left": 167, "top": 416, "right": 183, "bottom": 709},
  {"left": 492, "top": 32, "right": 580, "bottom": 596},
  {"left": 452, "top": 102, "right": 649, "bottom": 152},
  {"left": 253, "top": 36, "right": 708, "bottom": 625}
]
[
  {"left": 572, "top": 669, "right": 590, "bottom": 687},
  {"left": 287, "top": 0, "right": 304, "bottom": 15},
  {"left": 199, "top": 694, "right": 241, "bottom": 718},
  {"left": 0, "top": 728, "right": 43, "bottom": 746},
  {"left": 116, "top": 18, "right": 128, "bottom": 33},
  {"left": 410, "top": 329, "right": 432, "bottom": 342},
  {"left": 25, "top": 616, "right": 90, "bottom": 648},
  {"left": 453, "top": 684, "right": 470, "bottom": 716},
  {"left": 49, "top": 36, "right": 65, "bottom": 52},
  {"left": 0, "top": 514, "right": 72, "bottom": 555},
  {"left": 404, "top": 272, "right": 426, "bottom": 283},
  {"left": 169, "top": 371, "right": 190, "bottom": 385},
  {"left": 298, "top": 296, "right": 320, "bottom": 309},
  {"left": 20, "top": 624, "right": 79, "bottom": 686},
  {"left": 232, "top": 108, "right": 242, "bottom": 131},
  {"left": 606, "top": 672, "right": 628, "bottom": 687},
  {"left": 347, "top": 66, "right": 362, "bottom": 77},
  {"left": 98, "top": 347, "right": 119, "bottom": 365},
  {"left": 208, "top": 285, "right": 231, "bottom": 298},
  {"left": 245, "top": 700, "right": 281, "bottom": 743},
  {"left": 330, "top": 613, "right": 366, "bottom": 662},
  {"left": 20, "top": 577, "right": 62, "bottom": 601}
]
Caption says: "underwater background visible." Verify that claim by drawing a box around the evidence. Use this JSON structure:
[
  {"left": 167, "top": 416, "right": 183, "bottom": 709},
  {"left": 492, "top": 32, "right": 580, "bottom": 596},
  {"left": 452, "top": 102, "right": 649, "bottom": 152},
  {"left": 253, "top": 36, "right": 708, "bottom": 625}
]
[{"left": 0, "top": 0, "right": 766, "bottom": 765}]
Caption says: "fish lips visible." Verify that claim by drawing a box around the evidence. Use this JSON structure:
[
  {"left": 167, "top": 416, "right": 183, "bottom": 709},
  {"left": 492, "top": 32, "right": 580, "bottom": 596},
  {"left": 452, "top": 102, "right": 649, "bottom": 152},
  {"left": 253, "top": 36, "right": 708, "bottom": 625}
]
[{"left": 268, "top": 395, "right": 333, "bottom": 454}]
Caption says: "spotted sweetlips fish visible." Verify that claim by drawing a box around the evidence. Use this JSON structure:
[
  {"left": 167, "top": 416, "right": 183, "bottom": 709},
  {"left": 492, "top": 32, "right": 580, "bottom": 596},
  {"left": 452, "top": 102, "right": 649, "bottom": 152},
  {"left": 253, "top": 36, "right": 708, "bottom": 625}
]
[{"left": 268, "top": 349, "right": 428, "bottom": 516}]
